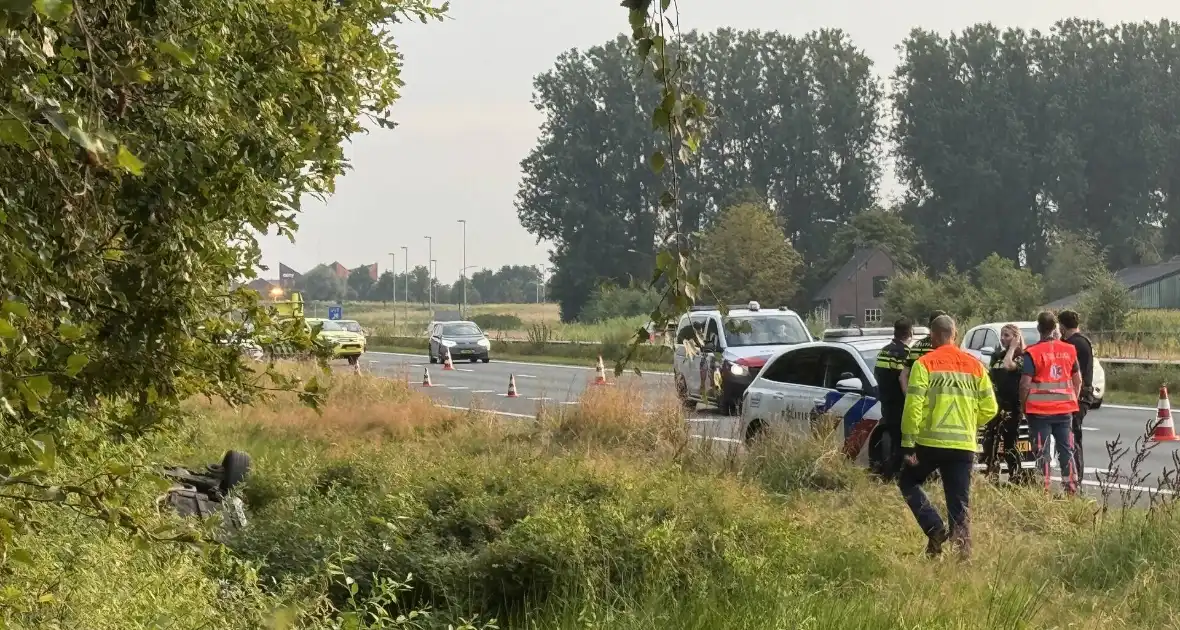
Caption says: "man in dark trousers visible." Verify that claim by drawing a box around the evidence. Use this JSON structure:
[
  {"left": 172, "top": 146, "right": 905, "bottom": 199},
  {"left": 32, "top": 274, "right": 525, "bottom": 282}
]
[
  {"left": 1022, "top": 311, "right": 1083, "bottom": 495},
  {"left": 873, "top": 317, "right": 913, "bottom": 479},
  {"left": 899, "top": 315, "right": 997, "bottom": 560},
  {"left": 1058, "top": 309, "right": 1093, "bottom": 476}
]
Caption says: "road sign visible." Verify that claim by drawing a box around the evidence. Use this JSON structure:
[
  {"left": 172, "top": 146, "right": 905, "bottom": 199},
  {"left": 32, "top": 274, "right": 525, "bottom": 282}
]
[{"left": 328, "top": 305, "right": 342, "bottom": 320}]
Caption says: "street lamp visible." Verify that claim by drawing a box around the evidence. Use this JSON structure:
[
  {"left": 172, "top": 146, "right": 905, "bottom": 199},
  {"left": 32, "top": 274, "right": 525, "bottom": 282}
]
[
  {"left": 424, "top": 236, "right": 432, "bottom": 312},
  {"left": 430, "top": 259, "right": 437, "bottom": 306},
  {"left": 400, "top": 246, "right": 409, "bottom": 325},
  {"left": 387, "top": 252, "right": 396, "bottom": 302},
  {"left": 457, "top": 219, "right": 467, "bottom": 318}
]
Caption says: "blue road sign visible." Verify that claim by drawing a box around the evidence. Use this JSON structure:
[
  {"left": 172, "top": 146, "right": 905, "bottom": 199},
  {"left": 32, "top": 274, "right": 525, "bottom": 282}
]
[{"left": 327, "top": 305, "right": 343, "bottom": 320}]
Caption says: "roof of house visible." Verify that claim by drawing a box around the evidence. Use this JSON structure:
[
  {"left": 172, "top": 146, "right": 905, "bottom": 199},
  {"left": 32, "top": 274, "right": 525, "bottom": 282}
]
[
  {"left": 813, "top": 247, "right": 892, "bottom": 302},
  {"left": 1045, "top": 257, "right": 1180, "bottom": 309}
]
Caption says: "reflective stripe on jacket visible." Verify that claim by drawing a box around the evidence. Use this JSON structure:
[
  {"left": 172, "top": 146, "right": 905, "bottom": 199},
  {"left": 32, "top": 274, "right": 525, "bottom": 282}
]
[
  {"left": 1024, "top": 340, "right": 1079, "bottom": 415},
  {"left": 901, "top": 344, "right": 998, "bottom": 452}
]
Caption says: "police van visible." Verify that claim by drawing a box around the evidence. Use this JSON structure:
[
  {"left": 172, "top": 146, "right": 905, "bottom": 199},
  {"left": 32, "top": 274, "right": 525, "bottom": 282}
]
[{"left": 672, "top": 301, "right": 812, "bottom": 414}]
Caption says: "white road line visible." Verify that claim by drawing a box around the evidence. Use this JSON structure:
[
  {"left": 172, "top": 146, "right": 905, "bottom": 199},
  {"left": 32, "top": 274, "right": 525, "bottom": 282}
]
[
  {"left": 446, "top": 386, "right": 469, "bottom": 390},
  {"left": 1102, "top": 403, "right": 1156, "bottom": 411},
  {"left": 1081, "top": 427, "right": 1099, "bottom": 432},
  {"left": 368, "top": 351, "right": 674, "bottom": 375},
  {"left": 689, "top": 434, "right": 742, "bottom": 444},
  {"left": 687, "top": 418, "right": 719, "bottom": 423},
  {"left": 528, "top": 397, "right": 551, "bottom": 401},
  {"left": 457, "top": 368, "right": 474, "bottom": 372},
  {"left": 516, "top": 374, "right": 537, "bottom": 379},
  {"left": 436, "top": 404, "right": 536, "bottom": 419},
  {"left": 559, "top": 401, "right": 579, "bottom": 406},
  {"left": 472, "top": 389, "right": 494, "bottom": 394}
]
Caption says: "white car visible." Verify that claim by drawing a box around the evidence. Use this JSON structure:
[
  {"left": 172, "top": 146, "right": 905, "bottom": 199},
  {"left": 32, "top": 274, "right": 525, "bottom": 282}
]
[
  {"left": 672, "top": 301, "right": 813, "bottom": 414},
  {"left": 960, "top": 322, "right": 1105, "bottom": 408},
  {"left": 741, "top": 335, "right": 1038, "bottom": 472}
]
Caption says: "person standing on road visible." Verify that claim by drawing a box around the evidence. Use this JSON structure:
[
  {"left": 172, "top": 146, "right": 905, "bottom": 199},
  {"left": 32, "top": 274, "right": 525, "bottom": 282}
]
[
  {"left": 899, "top": 315, "right": 998, "bottom": 560},
  {"left": 1021, "top": 311, "right": 1083, "bottom": 495},
  {"left": 900, "top": 310, "right": 948, "bottom": 393},
  {"left": 982, "top": 324, "right": 1027, "bottom": 483},
  {"left": 1058, "top": 309, "right": 1094, "bottom": 476},
  {"left": 874, "top": 317, "right": 913, "bottom": 480}
]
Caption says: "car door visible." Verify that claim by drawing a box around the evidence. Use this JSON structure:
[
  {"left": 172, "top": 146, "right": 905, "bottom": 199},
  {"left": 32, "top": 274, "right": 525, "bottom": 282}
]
[
  {"left": 428, "top": 323, "right": 441, "bottom": 357},
  {"left": 673, "top": 316, "right": 700, "bottom": 397},
  {"left": 818, "top": 346, "right": 877, "bottom": 434},
  {"left": 750, "top": 347, "right": 829, "bottom": 435},
  {"left": 700, "top": 317, "right": 723, "bottom": 398}
]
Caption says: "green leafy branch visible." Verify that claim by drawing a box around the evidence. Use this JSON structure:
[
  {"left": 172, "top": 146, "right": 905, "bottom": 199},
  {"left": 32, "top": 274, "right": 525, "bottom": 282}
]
[{"left": 617, "top": 0, "right": 712, "bottom": 375}]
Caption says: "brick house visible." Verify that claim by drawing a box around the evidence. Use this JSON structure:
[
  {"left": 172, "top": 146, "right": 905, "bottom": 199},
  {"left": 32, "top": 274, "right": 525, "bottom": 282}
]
[{"left": 812, "top": 247, "right": 896, "bottom": 328}]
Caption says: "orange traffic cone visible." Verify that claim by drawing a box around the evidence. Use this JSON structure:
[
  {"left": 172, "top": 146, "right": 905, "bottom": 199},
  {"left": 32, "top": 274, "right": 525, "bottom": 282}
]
[
  {"left": 1152, "top": 386, "right": 1180, "bottom": 441},
  {"left": 506, "top": 374, "right": 519, "bottom": 398},
  {"left": 443, "top": 347, "right": 455, "bottom": 371},
  {"left": 421, "top": 367, "right": 435, "bottom": 387},
  {"left": 593, "top": 356, "right": 608, "bottom": 385}
]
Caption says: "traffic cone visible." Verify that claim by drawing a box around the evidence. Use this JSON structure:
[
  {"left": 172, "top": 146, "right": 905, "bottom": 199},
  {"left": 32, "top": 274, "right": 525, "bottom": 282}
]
[
  {"left": 1151, "top": 386, "right": 1180, "bottom": 441},
  {"left": 506, "top": 374, "right": 519, "bottom": 398},
  {"left": 421, "top": 367, "right": 435, "bottom": 387},
  {"left": 593, "top": 356, "right": 608, "bottom": 385},
  {"left": 443, "top": 348, "right": 455, "bottom": 371}
]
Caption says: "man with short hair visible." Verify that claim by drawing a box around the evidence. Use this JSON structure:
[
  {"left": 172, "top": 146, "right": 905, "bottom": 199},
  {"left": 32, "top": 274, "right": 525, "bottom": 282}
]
[
  {"left": 899, "top": 315, "right": 998, "bottom": 560},
  {"left": 874, "top": 317, "right": 913, "bottom": 479},
  {"left": 900, "top": 310, "right": 947, "bottom": 393},
  {"left": 1021, "top": 311, "right": 1084, "bottom": 494},
  {"left": 1058, "top": 309, "right": 1093, "bottom": 475}
]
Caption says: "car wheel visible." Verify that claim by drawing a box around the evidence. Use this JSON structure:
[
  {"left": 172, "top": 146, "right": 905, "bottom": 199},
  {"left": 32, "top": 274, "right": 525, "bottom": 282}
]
[
  {"left": 469, "top": 357, "right": 478, "bottom": 364},
  {"left": 674, "top": 375, "right": 695, "bottom": 409},
  {"left": 219, "top": 450, "right": 251, "bottom": 495},
  {"left": 744, "top": 419, "right": 767, "bottom": 446},
  {"left": 482, "top": 357, "right": 490, "bottom": 364},
  {"left": 1090, "top": 399, "right": 1102, "bottom": 410}
]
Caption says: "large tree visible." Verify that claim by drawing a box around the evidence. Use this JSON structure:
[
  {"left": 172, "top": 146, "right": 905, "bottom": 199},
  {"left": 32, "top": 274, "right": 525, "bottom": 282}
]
[{"left": 697, "top": 202, "right": 803, "bottom": 306}]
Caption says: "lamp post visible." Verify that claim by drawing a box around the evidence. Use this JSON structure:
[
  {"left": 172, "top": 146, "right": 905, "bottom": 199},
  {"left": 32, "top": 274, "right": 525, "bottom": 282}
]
[
  {"left": 400, "top": 246, "right": 409, "bottom": 326},
  {"left": 429, "top": 235, "right": 438, "bottom": 313},
  {"left": 457, "top": 219, "right": 467, "bottom": 318},
  {"left": 430, "top": 259, "right": 437, "bottom": 307},
  {"left": 387, "top": 253, "right": 396, "bottom": 302}
]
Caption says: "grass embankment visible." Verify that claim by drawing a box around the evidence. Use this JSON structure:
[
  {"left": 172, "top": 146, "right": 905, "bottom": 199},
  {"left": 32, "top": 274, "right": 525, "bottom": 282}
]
[{"left": 11, "top": 364, "right": 1180, "bottom": 628}]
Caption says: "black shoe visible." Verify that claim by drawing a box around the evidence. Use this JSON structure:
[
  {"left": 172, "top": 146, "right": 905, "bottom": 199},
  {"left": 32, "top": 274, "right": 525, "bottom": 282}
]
[{"left": 925, "top": 530, "right": 948, "bottom": 557}]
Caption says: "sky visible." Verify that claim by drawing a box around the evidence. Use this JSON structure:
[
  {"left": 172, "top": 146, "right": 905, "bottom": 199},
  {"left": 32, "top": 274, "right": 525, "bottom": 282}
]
[{"left": 258, "top": 0, "right": 1178, "bottom": 284}]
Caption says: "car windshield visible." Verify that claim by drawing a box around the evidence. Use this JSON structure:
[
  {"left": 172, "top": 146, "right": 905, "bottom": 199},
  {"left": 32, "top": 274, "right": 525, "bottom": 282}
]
[
  {"left": 1019, "top": 327, "right": 1040, "bottom": 348},
  {"left": 340, "top": 321, "right": 363, "bottom": 333},
  {"left": 316, "top": 320, "right": 344, "bottom": 332},
  {"left": 723, "top": 315, "right": 810, "bottom": 347},
  {"left": 442, "top": 323, "right": 482, "bottom": 336}
]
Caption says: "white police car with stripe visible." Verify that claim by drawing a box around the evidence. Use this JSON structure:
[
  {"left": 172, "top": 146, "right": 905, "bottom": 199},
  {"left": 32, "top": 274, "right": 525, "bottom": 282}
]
[{"left": 740, "top": 340, "right": 892, "bottom": 470}]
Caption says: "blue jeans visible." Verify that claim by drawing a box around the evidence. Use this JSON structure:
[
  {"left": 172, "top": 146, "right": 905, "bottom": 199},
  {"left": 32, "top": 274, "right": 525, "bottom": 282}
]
[{"left": 1028, "top": 414, "right": 1076, "bottom": 490}]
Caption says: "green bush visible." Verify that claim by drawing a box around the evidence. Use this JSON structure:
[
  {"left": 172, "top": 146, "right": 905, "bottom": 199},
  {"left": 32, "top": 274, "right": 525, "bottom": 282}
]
[
  {"left": 471, "top": 313, "right": 524, "bottom": 330},
  {"left": 579, "top": 285, "right": 661, "bottom": 323},
  {"left": 1104, "top": 364, "right": 1180, "bottom": 396}
]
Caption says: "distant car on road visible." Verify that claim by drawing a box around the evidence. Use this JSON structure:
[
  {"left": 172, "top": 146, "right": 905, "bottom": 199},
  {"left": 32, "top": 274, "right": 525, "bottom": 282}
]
[
  {"left": 960, "top": 321, "right": 1105, "bottom": 409},
  {"left": 739, "top": 338, "right": 1037, "bottom": 474},
  {"left": 429, "top": 321, "right": 491, "bottom": 364},
  {"left": 305, "top": 318, "right": 366, "bottom": 365},
  {"left": 672, "top": 301, "right": 813, "bottom": 415}
]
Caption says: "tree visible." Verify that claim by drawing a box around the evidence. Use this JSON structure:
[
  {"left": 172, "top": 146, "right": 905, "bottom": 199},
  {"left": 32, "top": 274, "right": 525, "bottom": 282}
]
[
  {"left": 406, "top": 265, "right": 432, "bottom": 303},
  {"left": 1076, "top": 269, "right": 1133, "bottom": 331},
  {"left": 347, "top": 267, "right": 375, "bottom": 300},
  {"left": 1044, "top": 231, "right": 1107, "bottom": 301},
  {"left": 0, "top": 0, "right": 445, "bottom": 583},
  {"left": 372, "top": 271, "right": 397, "bottom": 302},
  {"left": 451, "top": 278, "right": 481, "bottom": 305},
  {"left": 975, "top": 254, "right": 1044, "bottom": 321},
  {"left": 697, "top": 203, "right": 802, "bottom": 305},
  {"left": 294, "top": 265, "right": 346, "bottom": 302}
]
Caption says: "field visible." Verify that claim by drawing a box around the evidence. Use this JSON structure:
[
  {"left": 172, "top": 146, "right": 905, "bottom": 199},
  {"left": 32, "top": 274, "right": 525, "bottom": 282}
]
[{"left": 11, "top": 363, "right": 1180, "bottom": 629}]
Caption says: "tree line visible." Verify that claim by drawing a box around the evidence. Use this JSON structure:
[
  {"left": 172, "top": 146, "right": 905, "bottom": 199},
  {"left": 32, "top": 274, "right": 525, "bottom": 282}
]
[
  {"left": 517, "top": 21, "right": 1180, "bottom": 321},
  {"left": 291, "top": 263, "right": 545, "bottom": 304}
]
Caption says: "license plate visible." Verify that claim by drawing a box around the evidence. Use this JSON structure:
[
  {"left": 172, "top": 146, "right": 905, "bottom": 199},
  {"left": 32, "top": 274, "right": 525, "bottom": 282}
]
[
  {"left": 456, "top": 349, "right": 472, "bottom": 355},
  {"left": 1016, "top": 440, "right": 1031, "bottom": 453}
]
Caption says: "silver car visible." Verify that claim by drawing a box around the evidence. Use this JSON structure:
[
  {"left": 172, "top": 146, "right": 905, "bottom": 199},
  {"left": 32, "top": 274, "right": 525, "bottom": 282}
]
[{"left": 428, "top": 321, "right": 491, "bottom": 364}]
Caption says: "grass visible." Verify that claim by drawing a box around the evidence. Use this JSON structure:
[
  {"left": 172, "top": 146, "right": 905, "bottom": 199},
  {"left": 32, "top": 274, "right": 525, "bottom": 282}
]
[{"left": 11, "top": 362, "right": 1180, "bottom": 628}]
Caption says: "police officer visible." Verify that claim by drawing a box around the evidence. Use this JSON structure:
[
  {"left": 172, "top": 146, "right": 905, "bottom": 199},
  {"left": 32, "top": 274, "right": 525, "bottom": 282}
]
[
  {"left": 899, "top": 315, "right": 997, "bottom": 560},
  {"left": 1021, "top": 311, "right": 1083, "bottom": 495},
  {"left": 873, "top": 317, "right": 913, "bottom": 479},
  {"left": 1058, "top": 309, "right": 1093, "bottom": 475},
  {"left": 900, "top": 310, "right": 948, "bottom": 393}
]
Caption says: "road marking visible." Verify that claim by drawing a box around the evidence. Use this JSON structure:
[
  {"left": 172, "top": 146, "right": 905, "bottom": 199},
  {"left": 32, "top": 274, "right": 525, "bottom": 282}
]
[
  {"left": 1081, "top": 427, "right": 1099, "bottom": 432},
  {"left": 687, "top": 418, "right": 719, "bottom": 423},
  {"left": 1102, "top": 403, "right": 1155, "bottom": 411},
  {"left": 559, "top": 401, "right": 579, "bottom": 406},
  {"left": 472, "top": 389, "right": 494, "bottom": 394},
  {"left": 528, "top": 397, "right": 551, "bottom": 401},
  {"left": 457, "top": 368, "right": 474, "bottom": 372},
  {"left": 368, "top": 351, "right": 674, "bottom": 375},
  {"left": 436, "top": 404, "right": 536, "bottom": 419},
  {"left": 516, "top": 374, "right": 537, "bottom": 379},
  {"left": 689, "top": 434, "right": 742, "bottom": 444},
  {"left": 446, "top": 386, "right": 468, "bottom": 390}
]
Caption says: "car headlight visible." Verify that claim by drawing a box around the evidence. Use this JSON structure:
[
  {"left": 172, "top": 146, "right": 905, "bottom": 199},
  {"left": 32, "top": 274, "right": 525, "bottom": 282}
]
[
  {"left": 441, "top": 339, "right": 456, "bottom": 348},
  {"left": 477, "top": 338, "right": 490, "bottom": 348},
  {"left": 729, "top": 362, "right": 748, "bottom": 377}
]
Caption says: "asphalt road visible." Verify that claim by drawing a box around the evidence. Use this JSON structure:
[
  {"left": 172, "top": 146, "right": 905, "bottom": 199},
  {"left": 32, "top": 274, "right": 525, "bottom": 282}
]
[{"left": 363, "top": 351, "right": 1180, "bottom": 496}]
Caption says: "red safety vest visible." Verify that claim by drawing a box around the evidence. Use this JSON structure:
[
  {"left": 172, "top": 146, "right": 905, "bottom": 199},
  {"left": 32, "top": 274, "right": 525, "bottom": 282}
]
[{"left": 1025, "top": 340, "right": 1079, "bottom": 415}]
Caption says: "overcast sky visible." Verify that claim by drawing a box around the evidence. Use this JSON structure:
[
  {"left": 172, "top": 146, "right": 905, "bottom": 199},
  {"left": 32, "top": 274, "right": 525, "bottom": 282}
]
[{"left": 257, "top": 0, "right": 1177, "bottom": 284}]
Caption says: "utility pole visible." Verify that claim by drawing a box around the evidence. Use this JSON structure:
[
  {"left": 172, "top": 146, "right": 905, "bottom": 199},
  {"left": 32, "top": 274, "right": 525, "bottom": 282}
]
[
  {"left": 429, "top": 235, "right": 438, "bottom": 313},
  {"left": 400, "top": 245, "right": 409, "bottom": 326},
  {"left": 457, "top": 219, "right": 467, "bottom": 318},
  {"left": 387, "top": 253, "right": 396, "bottom": 302}
]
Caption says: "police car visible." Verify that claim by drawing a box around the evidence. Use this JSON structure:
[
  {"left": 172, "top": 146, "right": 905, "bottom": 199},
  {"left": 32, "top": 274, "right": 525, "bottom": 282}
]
[
  {"left": 741, "top": 331, "right": 1037, "bottom": 473},
  {"left": 672, "top": 301, "right": 813, "bottom": 414}
]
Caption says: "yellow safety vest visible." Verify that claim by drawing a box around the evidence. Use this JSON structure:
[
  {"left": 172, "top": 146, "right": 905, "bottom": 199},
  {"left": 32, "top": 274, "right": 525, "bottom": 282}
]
[{"left": 901, "top": 344, "right": 998, "bottom": 452}]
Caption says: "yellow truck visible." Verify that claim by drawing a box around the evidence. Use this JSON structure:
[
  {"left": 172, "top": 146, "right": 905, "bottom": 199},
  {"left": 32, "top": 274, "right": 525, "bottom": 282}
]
[{"left": 264, "top": 292, "right": 366, "bottom": 364}]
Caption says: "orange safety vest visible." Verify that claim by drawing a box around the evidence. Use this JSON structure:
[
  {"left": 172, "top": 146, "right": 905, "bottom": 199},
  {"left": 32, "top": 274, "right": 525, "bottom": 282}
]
[{"left": 1024, "top": 340, "right": 1079, "bottom": 415}]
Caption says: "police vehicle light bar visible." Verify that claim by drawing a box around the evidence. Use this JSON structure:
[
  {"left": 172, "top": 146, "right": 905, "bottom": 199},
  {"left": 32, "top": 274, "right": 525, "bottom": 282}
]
[{"left": 823, "top": 326, "right": 930, "bottom": 339}]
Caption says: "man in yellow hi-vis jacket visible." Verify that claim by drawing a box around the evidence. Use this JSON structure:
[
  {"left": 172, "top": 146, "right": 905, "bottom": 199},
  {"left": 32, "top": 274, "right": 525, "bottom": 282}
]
[{"left": 899, "top": 315, "right": 997, "bottom": 560}]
